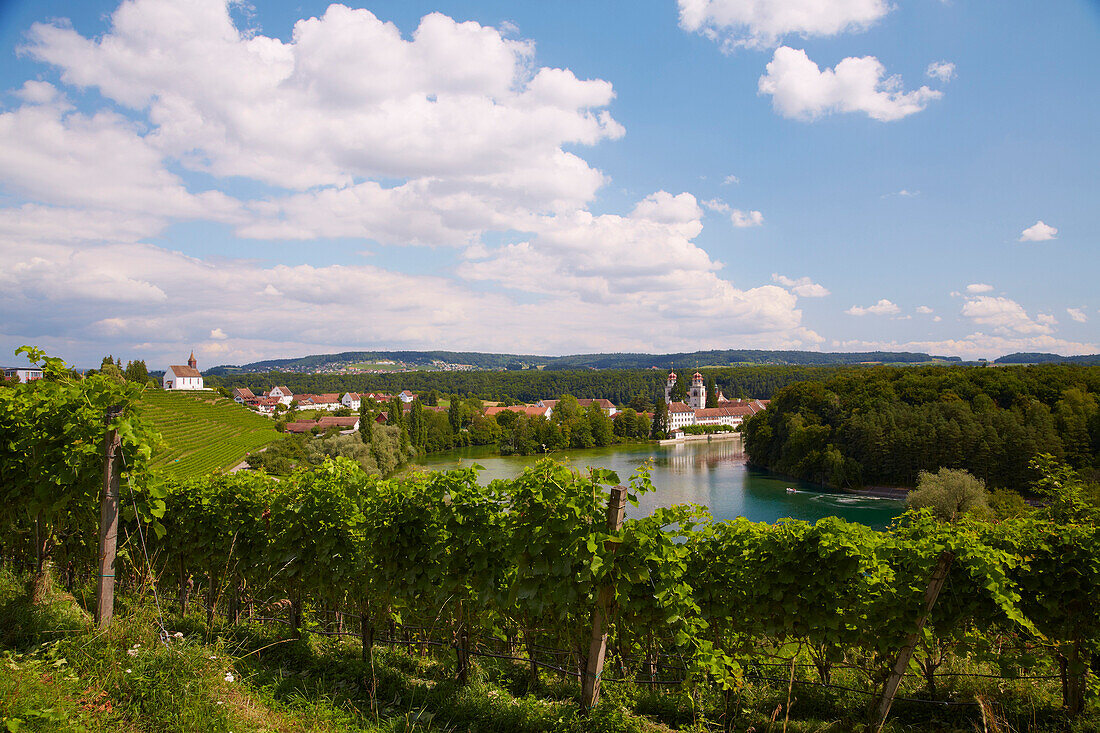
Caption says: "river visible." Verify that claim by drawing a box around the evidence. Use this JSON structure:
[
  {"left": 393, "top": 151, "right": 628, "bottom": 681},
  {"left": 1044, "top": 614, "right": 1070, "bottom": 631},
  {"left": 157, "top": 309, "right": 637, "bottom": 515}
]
[{"left": 417, "top": 437, "right": 903, "bottom": 529}]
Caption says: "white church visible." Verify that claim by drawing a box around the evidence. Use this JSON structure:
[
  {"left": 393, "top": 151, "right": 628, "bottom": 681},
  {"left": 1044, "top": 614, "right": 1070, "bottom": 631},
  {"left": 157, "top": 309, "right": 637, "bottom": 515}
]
[
  {"left": 163, "top": 352, "right": 205, "bottom": 390},
  {"left": 664, "top": 369, "right": 768, "bottom": 431}
]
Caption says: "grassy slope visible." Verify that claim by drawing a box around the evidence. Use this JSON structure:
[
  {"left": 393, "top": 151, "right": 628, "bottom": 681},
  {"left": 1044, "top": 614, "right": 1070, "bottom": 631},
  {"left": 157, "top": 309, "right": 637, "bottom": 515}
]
[{"left": 143, "top": 389, "right": 280, "bottom": 478}]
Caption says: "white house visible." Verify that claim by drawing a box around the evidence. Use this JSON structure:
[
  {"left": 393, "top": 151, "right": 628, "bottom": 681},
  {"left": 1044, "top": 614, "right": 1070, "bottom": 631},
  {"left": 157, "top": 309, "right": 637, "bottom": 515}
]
[
  {"left": 3, "top": 366, "right": 44, "bottom": 383},
  {"left": 341, "top": 392, "right": 361, "bottom": 410},
  {"left": 398, "top": 390, "right": 417, "bottom": 403},
  {"left": 163, "top": 352, "right": 204, "bottom": 390},
  {"left": 268, "top": 386, "right": 294, "bottom": 405},
  {"left": 232, "top": 387, "right": 256, "bottom": 404}
]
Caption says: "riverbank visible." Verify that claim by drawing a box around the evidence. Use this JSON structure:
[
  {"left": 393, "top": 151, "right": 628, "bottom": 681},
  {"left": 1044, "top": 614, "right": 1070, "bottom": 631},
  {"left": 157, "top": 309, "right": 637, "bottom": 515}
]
[{"left": 658, "top": 432, "right": 741, "bottom": 446}]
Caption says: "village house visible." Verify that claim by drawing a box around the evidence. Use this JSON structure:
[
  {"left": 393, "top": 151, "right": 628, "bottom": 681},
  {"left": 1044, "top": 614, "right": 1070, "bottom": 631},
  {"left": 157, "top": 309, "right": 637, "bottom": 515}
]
[
  {"left": 163, "top": 352, "right": 204, "bottom": 390},
  {"left": 268, "top": 386, "right": 294, "bottom": 405},
  {"left": 232, "top": 387, "right": 255, "bottom": 404},
  {"left": 3, "top": 366, "right": 44, "bottom": 383},
  {"left": 341, "top": 392, "right": 361, "bottom": 410}
]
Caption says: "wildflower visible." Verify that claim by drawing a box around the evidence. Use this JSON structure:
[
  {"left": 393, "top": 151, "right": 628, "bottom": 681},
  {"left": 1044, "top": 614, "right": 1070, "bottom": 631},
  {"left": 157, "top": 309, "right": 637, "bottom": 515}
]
[
  {"left": 216, "top": 701, "right": 224, "bottom": 706},
  {"left": 209, "top": 655, "right": 217, "bottom": 660},
  {"left": 126, "top": 649, "right": 139, "bottom": 656},
  {"left": 125, "top": 668, "right": 132, "bottom": 673},
  {"left": 173, "top": 632, "right": 184, "bottom": 639},
  {"left": 224, "top": 672, "right": 235, "bottom": 683}
]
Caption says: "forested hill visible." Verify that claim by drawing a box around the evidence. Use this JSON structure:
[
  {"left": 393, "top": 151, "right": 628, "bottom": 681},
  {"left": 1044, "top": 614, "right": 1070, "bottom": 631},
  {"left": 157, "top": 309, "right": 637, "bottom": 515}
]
[
  {"left": 539, "top": 349, "right": 960, "bottom": 370},
  {"left": 208, "top": 365, "right": 842, "bottom": 405},
  {"left": 208, "top": 348, "right": 960, "bottom": 374},
  {"left": 741, "top": 364, "right": 1100, "bottom": 493},
  {"left": 206, "top": 350, "right": 547, "bottom": 374},
  {"left": 995, "top": 352, "right": 1100, "bottom": 365}
]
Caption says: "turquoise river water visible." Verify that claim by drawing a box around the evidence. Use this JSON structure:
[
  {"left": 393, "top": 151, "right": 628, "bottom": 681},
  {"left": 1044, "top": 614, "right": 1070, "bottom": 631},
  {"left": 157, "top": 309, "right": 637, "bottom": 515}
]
[{"left": 418, "top": 438, "right": 903, "bottom": 529}]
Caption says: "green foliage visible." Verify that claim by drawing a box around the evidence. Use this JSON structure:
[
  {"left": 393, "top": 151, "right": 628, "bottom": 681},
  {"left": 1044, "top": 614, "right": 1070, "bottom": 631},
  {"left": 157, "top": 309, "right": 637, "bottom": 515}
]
[
  {"left": 906, "top": 468, "right": 991, "bottom": 522},
  {"left": 744, "top": 364, "right": 1100, "bottom": 492},
  {"left": 0, "top": 346, "right": 162, "bottom": 570}
]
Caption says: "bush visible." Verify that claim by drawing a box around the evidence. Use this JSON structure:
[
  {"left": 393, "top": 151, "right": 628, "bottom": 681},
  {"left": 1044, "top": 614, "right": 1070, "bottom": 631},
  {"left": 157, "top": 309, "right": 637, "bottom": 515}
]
[{"left": 906, "top": 468, "right": 992, "bottom": 522}]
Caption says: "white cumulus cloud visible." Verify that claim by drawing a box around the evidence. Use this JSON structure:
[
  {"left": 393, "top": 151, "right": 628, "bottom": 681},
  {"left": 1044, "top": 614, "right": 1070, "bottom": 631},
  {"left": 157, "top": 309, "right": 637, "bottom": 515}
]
[
  {"left": 925, "top": 61, "right": 956, "bottom": 82},
  {"left": 772, "top": 274, "right": 830, "bottom": 298},
  {"left": 846, "top": 299, "right": 900, "bottom": 316},
  {"left": 961, "top": 296, "right": 1053, "bottom": 335},
  {"left": 759, "top": 47, "right": 943, "bottom": 122},
  {"left": 1067, "top": 308, "right": 1087, "bottom": 323},
  {"left": 678, "top": 0, "right": 892, "bottom": 50},
  {"left": 730, "top": 209, "right": 764, "bottom": 227},
  {"left": 1019, "top": 220, "right": 1058, "bottom": 242},
  {"left": 916, "top": 305, "right": 934, "bottom": 314},
  {"left": 966, "top": 283, "right": 993, "bottom": 293}
]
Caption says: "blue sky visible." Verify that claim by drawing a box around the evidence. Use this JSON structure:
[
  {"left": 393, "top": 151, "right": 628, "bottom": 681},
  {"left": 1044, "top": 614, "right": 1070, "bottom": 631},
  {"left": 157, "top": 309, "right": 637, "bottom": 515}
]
[{"left": 0, "top": 0, "right": 1097, "bottom": 368}]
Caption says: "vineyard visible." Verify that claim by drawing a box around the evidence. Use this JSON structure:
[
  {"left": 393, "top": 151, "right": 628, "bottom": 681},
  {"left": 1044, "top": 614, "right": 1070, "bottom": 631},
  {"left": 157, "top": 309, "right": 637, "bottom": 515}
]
[
  {"left": 2, "top": 353, "right": 1099, "bottom": 732},
  {"left": 142, "top": 388, "right": 280, "bottom": 477}
]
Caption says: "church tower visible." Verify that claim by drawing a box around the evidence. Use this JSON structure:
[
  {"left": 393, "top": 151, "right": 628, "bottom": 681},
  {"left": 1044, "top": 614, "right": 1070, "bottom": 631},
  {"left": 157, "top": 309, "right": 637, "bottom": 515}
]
[
  {"left": 188, "top": 351, "right": 197, "bottom": 370},
  {"left": 688, "top": 372, "right": 706, "bottom": 409},
  {"left": 664, "top": 369, "right": 677, "bottom": 404}
]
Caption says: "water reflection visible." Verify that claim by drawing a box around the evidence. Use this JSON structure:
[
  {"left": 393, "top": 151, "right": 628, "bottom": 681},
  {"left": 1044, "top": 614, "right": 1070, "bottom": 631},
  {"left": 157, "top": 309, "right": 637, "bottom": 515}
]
[{"left": 418, "top": 439, "right": 903, "bottom": 529}]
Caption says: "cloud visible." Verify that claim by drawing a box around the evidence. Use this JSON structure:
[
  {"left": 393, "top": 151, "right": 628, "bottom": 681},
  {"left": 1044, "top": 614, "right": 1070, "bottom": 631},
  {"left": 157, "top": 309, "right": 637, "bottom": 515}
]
[
  {"left": 846, "top": 299, "right": 900, "bottom": 316},
  {"left": 835, "top": 334, "right": 1098, "bottom": 362},
  {"left": 772, "top": 273, "right": 830, "bottom": 297},
  {"left": 960, "top": 295, "right": 1053, "bottom": 335},
  {"left": 925, "top": 61, "right": 955, "bottom": 82},
  {"left": 1067, "top": 308, "right": 1087, "bottom": 324},
  {"left": 730, "top": 209, "right": 764, "bottom": 227},
  {"left": 882, "top": 189, "right": 919, "bottom": 198},
  {"left": 2, "top": 231, "right": 823, "bottom": 368},
  {"left": 722, "top": 174, "right": 740, "bottom": 185},
  {"left": 966, "top": 283, "right": 993, "bottom": 293},
  {"left": 25, "top": 4, "right": 622, "bottom": 187},
  {"left": 677, "top": 0, "right": 892, "bottom": 50},
  {"left": 1019, "top": 220, "right": 1058, "bottom": 242},
  {"left": 916, "top": 305, "right": 934, "bottom": 314},
  {"left": 759, "top": 47, "right": 943, "bottom": 122}
]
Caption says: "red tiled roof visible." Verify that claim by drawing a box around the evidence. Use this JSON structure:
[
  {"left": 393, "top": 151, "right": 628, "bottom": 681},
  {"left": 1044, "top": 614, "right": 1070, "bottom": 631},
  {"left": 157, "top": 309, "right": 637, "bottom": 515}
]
[
  {"left": 667, "top": 401, "right": 694, "bottom": 413},
  {"left": 485, "top": 405, "right": 549, "bottom": 418},
  {"left": 168, "top": 365, "right": 202, "bottom": 378},
  {"left": 284, "top": 416, "right": 359, "bottom": 433},
  {"left": 233, "top": 387, "right": 255, "bottom": 399},
  {"left": 577, "top": 398, "right": 615, "bottom": 409}
]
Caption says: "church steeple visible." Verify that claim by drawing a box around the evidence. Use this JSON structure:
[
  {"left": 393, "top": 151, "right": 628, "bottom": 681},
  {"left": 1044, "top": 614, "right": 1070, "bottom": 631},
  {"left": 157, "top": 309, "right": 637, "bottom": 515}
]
[{"left": 188, "top": 351, "right": 197, "bottom": 369}]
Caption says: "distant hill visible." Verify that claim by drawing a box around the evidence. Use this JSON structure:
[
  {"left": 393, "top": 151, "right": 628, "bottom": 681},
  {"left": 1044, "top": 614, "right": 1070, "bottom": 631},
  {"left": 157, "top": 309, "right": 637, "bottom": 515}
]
[
  {"left": 994, "top": 352, "right": 1100, "bottom": 365},
  {"left": 143, "top": 389, "right": 280, "bottom": 478},
  {"left": 206, "top": 350, "right": 547, "bottom": 375},
  {"left": 538, "top": 350, "right": 961, "bottom": 370},
  {"left": 209, "top": 348, "right": 961, "bottom": 374}
]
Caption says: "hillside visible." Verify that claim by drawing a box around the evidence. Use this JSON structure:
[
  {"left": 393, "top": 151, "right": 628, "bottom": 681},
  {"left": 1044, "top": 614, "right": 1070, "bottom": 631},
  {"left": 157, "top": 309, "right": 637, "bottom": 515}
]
[
  {"left": 142, "top": 389, "right": 280, "bottom": 478},
  {"left": 994, "top": 352, "right": 1100, "bottom": 365},
  {"left": 209, "top": 348, "right": 962, "bottom": 374}
]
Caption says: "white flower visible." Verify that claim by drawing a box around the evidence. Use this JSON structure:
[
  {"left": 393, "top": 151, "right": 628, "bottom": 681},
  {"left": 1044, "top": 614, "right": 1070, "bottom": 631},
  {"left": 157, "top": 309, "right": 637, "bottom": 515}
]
[
  {"left": 132, "top": 643, "right": 141, "bottom": 648},
  {"left": 224, "top": 672, "right": 235, "bottom": 683},
  {"left": 173, "top": 632, "right": 184, "bottom": 639},
  {"left": 126, "top": 649, "right": 139, "bottom": 656},
  {"left": 125, "top": 668, "right": 132, "bottom": 673},
  {"left": 209, "top": 655, "right": 217, "bottom": 660},
  {"left": 216, "top": 701, "right": 224, "bottom": 706}
]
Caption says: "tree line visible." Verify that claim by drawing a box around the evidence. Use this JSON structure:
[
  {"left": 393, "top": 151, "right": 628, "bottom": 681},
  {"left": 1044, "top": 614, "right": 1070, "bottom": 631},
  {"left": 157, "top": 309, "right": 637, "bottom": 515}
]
[{"left": 742, "top": 364, "right": 1100, "bottom": 492}]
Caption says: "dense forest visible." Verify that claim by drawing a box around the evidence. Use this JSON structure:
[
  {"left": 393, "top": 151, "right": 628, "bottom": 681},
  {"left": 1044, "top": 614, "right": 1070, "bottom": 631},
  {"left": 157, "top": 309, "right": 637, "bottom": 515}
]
[
  {"left": 995, "top": 352, "right": 1100, "bottom": 365},
  {"left": 208, "top": 365, "right": 838, "bottom": 405},
  {"left": 205, "top": 348, "right": 959, "bottom": 374},
  {"left": 742, "top": 364, "right": 1100, "bottom": 492}
]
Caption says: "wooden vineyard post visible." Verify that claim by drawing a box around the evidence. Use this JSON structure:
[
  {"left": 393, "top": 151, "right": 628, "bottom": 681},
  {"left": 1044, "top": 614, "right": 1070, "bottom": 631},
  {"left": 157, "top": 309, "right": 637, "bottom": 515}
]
[
  {"left": 870, "top": 550, "right": 955, "bottom": 732},
  {"left": 95, "top": 406, "right": 124, "bottom": 629},
  {"left": 581, "top": 485, "right": 628, "bottom": 712}
]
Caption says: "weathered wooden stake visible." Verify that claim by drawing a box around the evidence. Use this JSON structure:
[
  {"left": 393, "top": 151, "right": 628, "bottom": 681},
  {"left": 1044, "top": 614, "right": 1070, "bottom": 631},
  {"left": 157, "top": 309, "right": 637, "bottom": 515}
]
[
  {"left": 95, "top": 406, "right": 124, "bottom": 629},
  {"left": 870, "top": 550, "right": 955, "bottom": 732},
  {"left": 581, "top": 484, "right": 628, "bottom": 711}
]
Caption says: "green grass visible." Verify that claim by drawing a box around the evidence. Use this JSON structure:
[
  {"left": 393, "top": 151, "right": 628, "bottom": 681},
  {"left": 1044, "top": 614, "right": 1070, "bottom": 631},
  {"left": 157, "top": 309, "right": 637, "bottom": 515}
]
[{"left": 142, "top": 389, "right": 280, "bottom": 478}]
